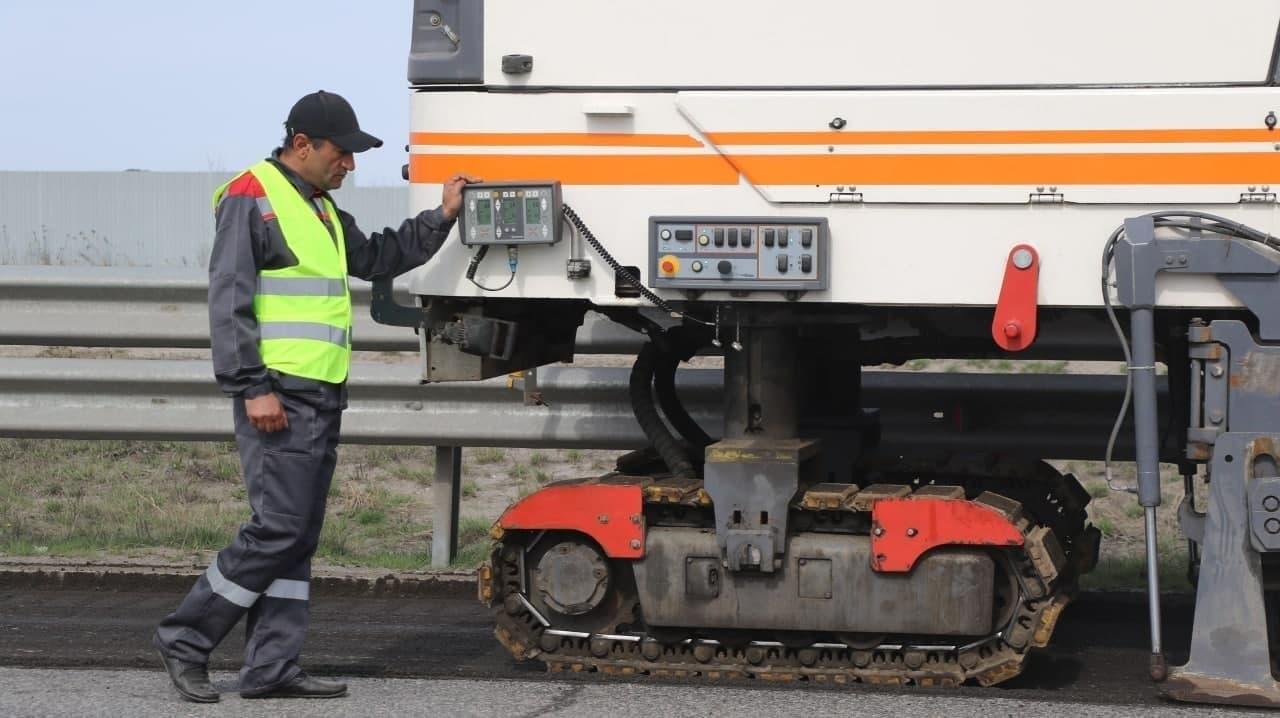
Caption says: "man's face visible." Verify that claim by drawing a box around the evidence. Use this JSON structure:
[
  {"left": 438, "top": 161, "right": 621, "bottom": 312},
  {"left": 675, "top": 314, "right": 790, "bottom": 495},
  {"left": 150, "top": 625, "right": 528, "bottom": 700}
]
[{"left": 298, "top": 136, "right": 355, "bottom": 191}]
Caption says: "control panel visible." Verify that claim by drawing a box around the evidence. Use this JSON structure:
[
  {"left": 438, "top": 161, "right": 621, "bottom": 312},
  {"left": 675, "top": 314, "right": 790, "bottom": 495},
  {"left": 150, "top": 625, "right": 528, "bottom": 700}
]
[
  {"left": 459, "top": 181, "right": 562, "bottom": 246},
  {"left": 649, "top": 216, "right": 829, "bottom": 292}
]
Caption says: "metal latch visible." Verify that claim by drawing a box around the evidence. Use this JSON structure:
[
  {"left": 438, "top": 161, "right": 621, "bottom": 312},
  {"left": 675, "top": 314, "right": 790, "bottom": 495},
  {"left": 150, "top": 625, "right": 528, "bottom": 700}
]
[
  {"left": 1240, "top": 191, "right": 1277, "bottom": 203},
  {"left": 828, "top": 191, "right": 863, "bottom": 203}
]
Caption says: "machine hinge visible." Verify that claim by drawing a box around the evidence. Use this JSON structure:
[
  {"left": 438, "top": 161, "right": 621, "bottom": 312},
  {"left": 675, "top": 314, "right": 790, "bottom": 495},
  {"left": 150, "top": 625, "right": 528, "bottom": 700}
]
[
  {"left": 1029, "top": 192, "right": 1065, "bottom": 204},
  {"left": 828, "top": 191, "right": 863, "bottom": 203},
  {"left": 1240, "top": 191, "right": 1277, "bottom": 204}
]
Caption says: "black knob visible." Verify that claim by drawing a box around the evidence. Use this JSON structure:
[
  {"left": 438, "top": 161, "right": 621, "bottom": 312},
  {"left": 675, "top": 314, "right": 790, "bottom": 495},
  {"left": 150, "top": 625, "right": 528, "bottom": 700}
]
[{"left": 717, "top": 260, "right": 733, "bottom": 275}]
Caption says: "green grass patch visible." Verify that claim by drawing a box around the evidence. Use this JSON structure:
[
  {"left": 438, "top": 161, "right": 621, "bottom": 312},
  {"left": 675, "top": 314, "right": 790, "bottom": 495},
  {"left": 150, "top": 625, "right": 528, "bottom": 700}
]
[
  {"left": 445, "top": 517, "right": 495, "bottom": 569},
  {"left": 390, "top": 463, "right": 433, "bottom": 485},
  {"left": 565, "top": 449, "right": 582, "bottom": 464},
  {"left": 529, "top": 452, "right": 549, "bottom": 467},
  {"left": 905, "top": 359, "right": 931, "bottom": 371},
  {"left": 1086, "top": 481, "right": 1110, "bottom": 499},
  {"left": 353, "top": 508, "right": 387, "bottom": 526},
  {"left": 473, "top": 447, "right": 506, "bottom": 464},
  {"left": 1020, "top": 360, "right": 1069, "bottom": 374},
  {"left": 462, "top": 480, "right": 480, "bottom": 498},
  {"left": 1081, "top": 545, "right": 1190, "bottom": 592},
  {"left": 459, "top": 516, "right": 492, "bottom": 544}
]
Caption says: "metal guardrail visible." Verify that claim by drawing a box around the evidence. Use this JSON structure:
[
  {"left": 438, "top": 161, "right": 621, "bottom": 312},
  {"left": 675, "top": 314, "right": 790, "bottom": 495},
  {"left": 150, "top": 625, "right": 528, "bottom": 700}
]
[
  {"left": 0, "top": 356, "right": 1152, "bottom": 460},
  {"left": 0, "top": 359, "right": 716, "bottom": 447},
  {"left": 0, "top": 265, "right": 644, "bottom": 353},
  {"left": 0, "top": 265, "right": 644, "bottom": 566},
  {"left": 0, "top": 266, "right": 1154, "bottom": 566}
]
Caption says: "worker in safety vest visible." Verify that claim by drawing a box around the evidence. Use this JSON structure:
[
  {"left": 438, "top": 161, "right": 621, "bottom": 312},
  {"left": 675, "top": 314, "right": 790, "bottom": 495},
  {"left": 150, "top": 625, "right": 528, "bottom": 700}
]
[{"left": 153, "top": 90, "right": 475, "bottom": 702}]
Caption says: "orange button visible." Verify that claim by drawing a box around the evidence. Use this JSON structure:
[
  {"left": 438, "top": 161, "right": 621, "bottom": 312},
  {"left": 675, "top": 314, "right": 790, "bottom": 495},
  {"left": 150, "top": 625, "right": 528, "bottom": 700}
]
[{"left": 659, "top": 255, "right": 679, "bottom": 275}]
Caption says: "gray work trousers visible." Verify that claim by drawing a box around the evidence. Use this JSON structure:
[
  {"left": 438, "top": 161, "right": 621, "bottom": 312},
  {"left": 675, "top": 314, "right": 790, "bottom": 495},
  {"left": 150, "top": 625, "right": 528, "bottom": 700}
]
[{"left": 155, "top": 388, "right": 342, "bottom": 691}]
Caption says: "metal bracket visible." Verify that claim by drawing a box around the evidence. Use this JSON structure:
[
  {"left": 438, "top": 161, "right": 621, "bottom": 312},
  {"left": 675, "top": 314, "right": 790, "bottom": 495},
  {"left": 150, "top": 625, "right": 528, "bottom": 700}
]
[
  {"left": 1029, "top": 192, "right": 1065, "bottom": 204},
  {"left": 703, "top": 438, "right": 820, "bottom": 573},
  {"left": 369, "top": 278, "right": 425, "bottom": 329},
  {"left": 1241, "top": 189, "right": 1277, "bottom": 203}
]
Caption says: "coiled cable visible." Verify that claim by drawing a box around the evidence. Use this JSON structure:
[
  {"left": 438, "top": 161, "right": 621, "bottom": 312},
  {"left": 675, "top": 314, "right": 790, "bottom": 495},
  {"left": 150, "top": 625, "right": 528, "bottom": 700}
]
[{"left": 562, "top": 203, "right": 713, "bottom": 327}]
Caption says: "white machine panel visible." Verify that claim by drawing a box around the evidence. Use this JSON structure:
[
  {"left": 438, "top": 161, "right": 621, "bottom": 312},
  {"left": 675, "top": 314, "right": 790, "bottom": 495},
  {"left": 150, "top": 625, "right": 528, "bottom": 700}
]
[
  {"left": 477, "top": 0, "right": 1279, "bottom": 87},
  {"left": 406, "top": 2, "right": 1280, "bottom": 311}
]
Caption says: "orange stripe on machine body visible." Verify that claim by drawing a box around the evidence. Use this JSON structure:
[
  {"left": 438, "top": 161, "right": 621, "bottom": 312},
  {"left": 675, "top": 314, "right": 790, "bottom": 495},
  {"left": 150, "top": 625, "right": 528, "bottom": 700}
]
[
  {"left": 411, "top": 132, "right": 704, "bottom": 147},
  {"left": 728, "top": 152, "right": 1280, "bottom": 185},
  {"left": 708, "top": 128, "right": 1280, "bottom": 146},
  {"left": 409, "top": 153, "right": 739, "bottom": 185},
  {"left": 410, "top": 150, "right": 1279, "bottom": 186}
]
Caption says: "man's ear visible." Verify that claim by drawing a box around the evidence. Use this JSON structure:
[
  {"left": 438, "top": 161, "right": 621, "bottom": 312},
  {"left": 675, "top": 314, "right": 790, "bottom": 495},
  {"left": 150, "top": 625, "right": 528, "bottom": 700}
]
[{"left": 293, "top": 133, "right": 312, "bottom": 155}]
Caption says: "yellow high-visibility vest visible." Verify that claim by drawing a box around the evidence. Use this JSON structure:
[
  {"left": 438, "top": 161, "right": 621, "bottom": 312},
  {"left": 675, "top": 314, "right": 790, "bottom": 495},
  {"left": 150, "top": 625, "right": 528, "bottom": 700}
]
[{"left": 213, "top": 160, "right": 351, "bottom": 383}]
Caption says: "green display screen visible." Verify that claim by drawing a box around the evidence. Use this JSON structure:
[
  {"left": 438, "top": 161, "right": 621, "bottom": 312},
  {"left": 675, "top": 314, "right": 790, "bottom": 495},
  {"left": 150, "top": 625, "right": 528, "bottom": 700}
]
[
  {"left": 475, "top": 198, "right": 491, "bottom": 225},
  {"left": 500, "top": 198, "right": 518, "bottom": 225},
  {"left": 525, "top": 197, "right": 541, "bottom": 224}
]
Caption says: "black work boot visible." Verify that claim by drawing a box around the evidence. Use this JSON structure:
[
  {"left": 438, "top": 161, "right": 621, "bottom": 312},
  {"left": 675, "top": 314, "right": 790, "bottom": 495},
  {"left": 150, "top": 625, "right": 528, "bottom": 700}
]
[
  {"left": 241, "top": 672, "right": 348, "bottom": 699},
  {"left": 155, "top": 644, "right": 218, "bottom": 703}
]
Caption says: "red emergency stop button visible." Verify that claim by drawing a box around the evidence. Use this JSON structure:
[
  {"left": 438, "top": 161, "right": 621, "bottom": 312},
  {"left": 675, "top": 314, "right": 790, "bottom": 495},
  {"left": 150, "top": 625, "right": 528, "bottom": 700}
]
[{"left": 659, "top": 255, "right": 680, "bottom": 276}]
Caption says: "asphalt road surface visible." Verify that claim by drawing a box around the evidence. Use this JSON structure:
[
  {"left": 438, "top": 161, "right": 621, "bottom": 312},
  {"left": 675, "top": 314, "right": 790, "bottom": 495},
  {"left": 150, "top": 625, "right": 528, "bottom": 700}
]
[{"left": 0, "top": 582, "right": 1268, "bottom": 716}]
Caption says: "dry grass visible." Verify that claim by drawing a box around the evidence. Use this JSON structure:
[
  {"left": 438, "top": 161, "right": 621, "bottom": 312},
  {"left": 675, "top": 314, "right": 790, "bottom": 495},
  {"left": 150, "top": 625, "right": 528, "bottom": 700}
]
[
  {"left": 0, "top": 438, "right": 615, "bottom": 570},
  {"left": 0, "top": 435, "right": 1201, "bottom": 588}
]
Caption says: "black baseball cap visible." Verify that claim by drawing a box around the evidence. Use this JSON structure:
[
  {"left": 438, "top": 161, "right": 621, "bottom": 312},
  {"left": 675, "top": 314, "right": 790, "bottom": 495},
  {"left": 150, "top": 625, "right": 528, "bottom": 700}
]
[{"left": 285, "top": 90, "right": 383, "bottom": 153}]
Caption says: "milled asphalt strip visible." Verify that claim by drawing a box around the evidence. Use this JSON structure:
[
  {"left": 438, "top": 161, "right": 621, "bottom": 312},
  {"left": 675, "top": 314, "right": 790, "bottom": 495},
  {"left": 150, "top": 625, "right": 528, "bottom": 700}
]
[
  {"left": 0, "top": 668, "right": 1266, "bottom": 718},
  {"left": 0, "top": 565, "right": 476, "bottom": 599}
]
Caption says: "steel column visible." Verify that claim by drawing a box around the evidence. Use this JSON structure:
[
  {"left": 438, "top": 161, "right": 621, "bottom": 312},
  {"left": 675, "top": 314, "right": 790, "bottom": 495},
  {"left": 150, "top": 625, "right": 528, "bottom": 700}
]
[{"left": 432, "top": 446, "right": 463, "bottom": 568}]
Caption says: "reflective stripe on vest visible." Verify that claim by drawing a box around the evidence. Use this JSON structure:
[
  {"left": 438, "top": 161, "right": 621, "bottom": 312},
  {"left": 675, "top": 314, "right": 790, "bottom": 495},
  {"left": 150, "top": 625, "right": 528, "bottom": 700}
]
[{"left": 213, "top": 160, "right": 351, "bottom": 383}]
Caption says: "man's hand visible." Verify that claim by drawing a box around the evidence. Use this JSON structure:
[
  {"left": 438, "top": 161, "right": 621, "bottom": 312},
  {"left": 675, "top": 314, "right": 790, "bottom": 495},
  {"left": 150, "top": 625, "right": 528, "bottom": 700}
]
[
  {"left": 441, "top": 173, "right": 481, "bottom": 221},
  {"left": 245, "top": 393, "right": 289, "bottom": 433}
]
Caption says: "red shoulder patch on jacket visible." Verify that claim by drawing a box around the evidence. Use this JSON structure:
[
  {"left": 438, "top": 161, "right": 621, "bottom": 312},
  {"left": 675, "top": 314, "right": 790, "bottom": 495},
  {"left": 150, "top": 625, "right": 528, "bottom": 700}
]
[{"left": 223, "top": 172, "right": 265, "bottom": 199}]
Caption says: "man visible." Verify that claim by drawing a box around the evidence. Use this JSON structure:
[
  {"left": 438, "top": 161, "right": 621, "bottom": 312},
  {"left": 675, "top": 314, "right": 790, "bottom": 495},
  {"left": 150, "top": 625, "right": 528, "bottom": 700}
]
[{"left": 153, "top": 90, "right": 475, "bottom": 702}]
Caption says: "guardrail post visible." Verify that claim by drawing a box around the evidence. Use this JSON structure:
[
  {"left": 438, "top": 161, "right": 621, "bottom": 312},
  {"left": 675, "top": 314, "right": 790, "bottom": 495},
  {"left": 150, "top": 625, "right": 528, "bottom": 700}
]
[{"left": 431, "top": 445, "right": 463, "bottom": 568}]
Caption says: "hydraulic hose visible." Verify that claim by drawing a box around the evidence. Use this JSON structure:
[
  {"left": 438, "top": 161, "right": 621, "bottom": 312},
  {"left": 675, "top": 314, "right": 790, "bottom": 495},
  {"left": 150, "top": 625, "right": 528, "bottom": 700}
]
[
  {"left": 654, "top": 350, "right": 713, "bottom": 450},
  {"left": 652, "top": 327, "right": 713, "bottom": 450},
  {"left": 630, "top": 342, "right": 696, "bottom": 479}
]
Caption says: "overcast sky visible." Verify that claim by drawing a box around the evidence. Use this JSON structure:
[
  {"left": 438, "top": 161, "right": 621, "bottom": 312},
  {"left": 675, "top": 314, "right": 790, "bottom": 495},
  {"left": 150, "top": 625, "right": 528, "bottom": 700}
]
[{"left": 0, "top": 1, "right": 414, "bottom": 186}]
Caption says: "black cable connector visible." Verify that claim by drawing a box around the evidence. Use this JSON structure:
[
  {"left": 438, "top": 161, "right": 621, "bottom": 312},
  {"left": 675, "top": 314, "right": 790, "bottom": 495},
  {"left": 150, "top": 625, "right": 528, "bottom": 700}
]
[
  {"left": 466, "top": 244, "right": 516, "bottom": 292},
  {"left": 561, "top": 203, "right": 712, "bottom": 327}
]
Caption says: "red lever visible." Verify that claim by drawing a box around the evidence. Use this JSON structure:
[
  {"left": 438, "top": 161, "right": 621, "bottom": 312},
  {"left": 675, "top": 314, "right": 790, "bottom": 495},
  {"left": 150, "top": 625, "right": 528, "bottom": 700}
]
[{"left": 991, "top": 244, "right": 1039, "bottom": 351}]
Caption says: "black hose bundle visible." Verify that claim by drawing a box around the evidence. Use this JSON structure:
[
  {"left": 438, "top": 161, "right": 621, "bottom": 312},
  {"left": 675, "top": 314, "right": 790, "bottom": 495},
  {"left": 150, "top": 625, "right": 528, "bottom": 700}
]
[
  {"left": 653, "top": 328, "right": 713, "bottom": 450},
  {"left": 629, "top": 342, "right": 697, "bottom": 479}
]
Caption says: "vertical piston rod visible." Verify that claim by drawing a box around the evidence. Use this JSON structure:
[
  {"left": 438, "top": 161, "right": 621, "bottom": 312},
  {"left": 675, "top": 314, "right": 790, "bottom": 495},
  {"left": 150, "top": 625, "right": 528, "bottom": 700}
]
[{"left": 1129, "top": 304, "right": 1165, "bottom": 677}]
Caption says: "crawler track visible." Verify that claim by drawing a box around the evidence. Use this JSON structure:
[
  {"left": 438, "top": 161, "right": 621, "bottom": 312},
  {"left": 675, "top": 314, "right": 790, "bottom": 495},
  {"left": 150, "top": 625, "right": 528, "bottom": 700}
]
[{"left": 483, "top": 456, "right": 1099, "bottom": 687}]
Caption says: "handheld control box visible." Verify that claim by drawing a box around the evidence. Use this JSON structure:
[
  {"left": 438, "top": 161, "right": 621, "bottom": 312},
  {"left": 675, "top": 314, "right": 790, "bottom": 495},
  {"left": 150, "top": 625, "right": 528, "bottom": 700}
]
[{"left": 458, "top": 181, "right": 562, "bottom": 246}]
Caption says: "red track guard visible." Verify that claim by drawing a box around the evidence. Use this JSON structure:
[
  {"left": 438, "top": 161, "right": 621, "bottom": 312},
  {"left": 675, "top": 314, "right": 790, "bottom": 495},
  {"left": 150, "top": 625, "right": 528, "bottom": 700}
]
[
  {"left": 871, "top": 497, "right": 1024, "bottom": 572},
  {"left": 496, "top": 481, "right": 645, "bottom": 558},
  {"left": 991, "top": 244, "right": 1040, "bottom": 351}
]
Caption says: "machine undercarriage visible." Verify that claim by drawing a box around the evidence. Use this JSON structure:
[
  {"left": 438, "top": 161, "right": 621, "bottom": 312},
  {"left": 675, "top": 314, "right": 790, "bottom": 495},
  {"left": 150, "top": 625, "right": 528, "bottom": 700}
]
[
  {"left": 473, "top": 307, "right": 1104, "bottom": 687},
  {"left": 485, "top": 456, "right": 1096, "bottom": 686}
]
